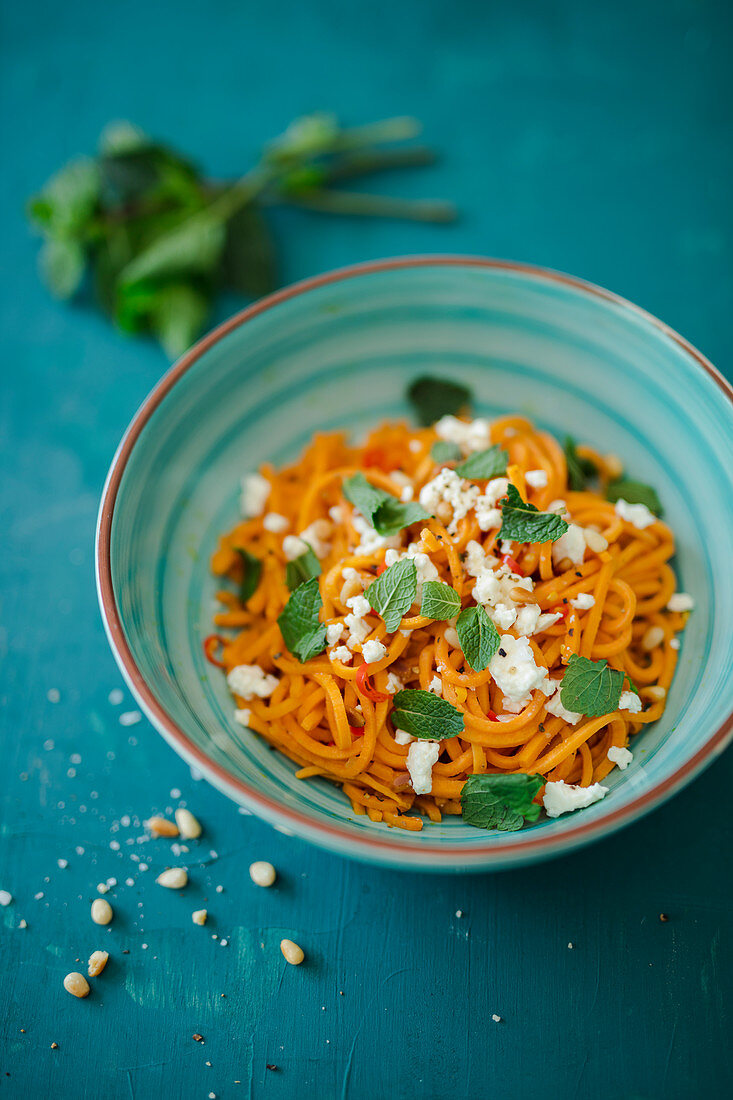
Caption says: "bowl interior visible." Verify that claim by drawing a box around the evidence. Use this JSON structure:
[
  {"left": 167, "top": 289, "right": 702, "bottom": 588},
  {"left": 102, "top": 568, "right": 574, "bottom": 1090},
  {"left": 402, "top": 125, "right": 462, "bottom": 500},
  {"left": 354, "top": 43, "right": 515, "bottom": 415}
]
[{"left": 102, "top": 261, "right": 733, "bottom": 869}]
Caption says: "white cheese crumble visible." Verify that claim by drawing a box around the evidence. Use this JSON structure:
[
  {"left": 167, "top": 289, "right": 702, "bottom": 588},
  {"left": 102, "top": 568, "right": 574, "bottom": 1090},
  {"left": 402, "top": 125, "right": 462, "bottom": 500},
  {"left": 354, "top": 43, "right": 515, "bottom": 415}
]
[
  {"left": 394, "top": 727, "right": 414, "bottom": 745},
  {"left": 389, "top": 470, "right": 414, "bottom": 503},
  {"left": 233, "top": 708, "right": 252, "bottom": 726},
  {"left": 488, "top": 635, "right": 549, "bottom": 708},
  {"left": 298, "top": 519, "right": 333, "bottom": 558},
  {"left": 444, "top": 626, "right": 461, "bottom": 648},
  {"left": 352, "top": 512, "right": 400, "bottom": 556},
  {"left": 551, "top": 523, "right": 586, "bottom": 566},
  {"left": 618, "top": 691, "right": 642, "bottom": 714},
  {"left": 419, "top": 468, "right": 479, "bottom": 533},
  {"left": 385, "top": 542, "right": 440, "bottom": 598},
  {"left": 525, "top": 469, "right": 548, "bottom": 489},
  {"left": 282, "top": 535, "right": 307, "bottom": 560},
  {"left": 542, "top": 781, "right": 608, "bottom": 817},
  {"left": 465, "top": 540, "right": 534, "bottom": 631},
  {"left": 406, "top": 740, "right": 440, "bottom": 794},
  {"left": 667, "top": 592, "right": 694, "bottom": 613},
  {"left": 330, "top": 646, "right": 353, "bottom": 664},
  {"left": 474, "top": 477, "right": 510, "bottom": 531},
  {"left": 570, "top": 593, "right": 595, "bottom": 610},
  {"left": 240, "top": 473, "right": 270, "bottom": 518},
  {"left": 346, "top": 594, "right": 371, "bottom": 618},
  {"left": 328, "top": 505, "right": 344, "bottom": 523},
  {"left": 607, "top": 745, "right": 633, "bottom": 769},
  {"left": 615, "top": 498, "right": 656, "bottom": 529},
  {"left": 543, "top": 680, "right": 583, "bottom": 725},
  {"left": 428, "top": 675, "right": 443, "bottom": 696},
  {"left": 326, "top": 623, "right": 344, "bottom": 646},
  {"left": 362, "top": 639, "right": 388, "bottom": 664},
  {"left": 435, "top": 415, "right": 492, "bottom": 454},
  {"left": 670, "top": 637, "right": 680, "bottom": 650},
  {"left": 386, "top": 672, "right": 404, "bottom": 694},
  {"left": 227, "top": 664, "right": 279, "bottom": 700},
  {"left": 344, "top": 614, "right": 370, "bottom": 649},
  {"left": 263, "top": 512, "right": 289, "bottom": 533}
]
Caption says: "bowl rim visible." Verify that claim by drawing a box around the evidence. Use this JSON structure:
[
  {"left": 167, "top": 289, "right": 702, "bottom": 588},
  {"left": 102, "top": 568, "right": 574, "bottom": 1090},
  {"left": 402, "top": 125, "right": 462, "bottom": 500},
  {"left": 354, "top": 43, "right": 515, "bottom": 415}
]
[{"left": 95, "top": 254, "right": 733, "bottom": 868}]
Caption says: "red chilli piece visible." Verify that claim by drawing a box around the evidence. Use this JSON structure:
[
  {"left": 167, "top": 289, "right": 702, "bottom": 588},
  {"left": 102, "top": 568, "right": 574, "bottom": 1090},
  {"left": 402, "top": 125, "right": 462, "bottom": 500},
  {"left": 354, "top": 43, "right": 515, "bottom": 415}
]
[
  {"left": 376, "top": 562, "right": 388, "bottom": 576},
  {"left": 487, "top": 710, "right": 498, "bottom": 722},
  {"left": 203, "top": 634, "right": 227, "bottom": 669},
  {"left": 500, "top": 553, "right": 524, "bottom": 576},
  {"left": 356, "top": 662, "right": 389, "bottom": 703},
  {"left": 349, "top": 725, "right": 364, "bottom": 737}
]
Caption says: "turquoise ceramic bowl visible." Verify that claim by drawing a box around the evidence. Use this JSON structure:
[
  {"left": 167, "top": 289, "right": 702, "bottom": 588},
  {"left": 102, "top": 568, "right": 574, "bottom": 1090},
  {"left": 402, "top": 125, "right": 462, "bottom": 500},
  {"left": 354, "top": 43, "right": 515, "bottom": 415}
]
[{"left": 96, "top": 257, "right": 733, "bottom": 871}]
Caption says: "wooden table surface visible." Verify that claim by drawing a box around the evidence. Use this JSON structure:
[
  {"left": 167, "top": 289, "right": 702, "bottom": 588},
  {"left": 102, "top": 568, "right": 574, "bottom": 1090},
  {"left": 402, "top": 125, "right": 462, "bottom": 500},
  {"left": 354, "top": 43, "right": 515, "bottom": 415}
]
[{"left": 1, "top": 1, "right": 731, "bottom": 1097}]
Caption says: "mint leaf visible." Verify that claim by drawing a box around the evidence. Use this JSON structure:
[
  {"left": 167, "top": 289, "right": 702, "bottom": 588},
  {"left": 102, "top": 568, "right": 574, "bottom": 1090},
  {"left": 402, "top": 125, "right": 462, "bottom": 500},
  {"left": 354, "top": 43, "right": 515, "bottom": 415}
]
[
  {"left": 606, "top": 479, "right": 663, "bottom": 517},
  {"left": 563, "top": 436, "right": 597, "bottom": 492},
  {"left": 277, "top": 576, "right": 327, "bottom": 662},
  {"left": 373, "top": 497, "right": 430, "bottom": 537},
  {"left": 456, "top": 605, "right": 500, "bottom": 671},
  {"left": 39, "top": 238, "right": 86, "bottom": 299},
  {"left": 391, "top": 689, "right": 464, "bottom": 739},
  {"left": 499, "top": 484, "right": 568, "bottom": 544},
  {"left": 234, "top": 548, "right": 262, "bottom": 603},
  {"left": 342, "top": 473, "right": 430, "bottom": 537},
  {"left": 222, "top": 204, "right": 277, "bottom": 298},
  {"left": 461, "top": 773, "right": 544, "bottom": 831},
  {"left": 407, "top": 376, "right": 472, "bottom": 427},
  {"left": 420, "top": 581, "right": 461, "bottom": 620},
  {"left": 119, "top": 213, "right": 226, "bottom": 287},
  {"left": 431, "top": 440, "right": 462, "bottom": 464},
  {"left": 454, "top": 445, "right": 508, "bottom": 480},
  {"left": 149, "top": 283, "right": 209, "bottom": 358},
  {"left": 366, "top": 559, "right": 417, "bottom": 631},
  {"left": 285, "top": 542, "right": 321, "bottom": 591},
  {"left": 28, "top": 158, "right": 100, "bottom": 239},
  {"left": 560, "top": 654, "right": 624, "bottom": 716}
]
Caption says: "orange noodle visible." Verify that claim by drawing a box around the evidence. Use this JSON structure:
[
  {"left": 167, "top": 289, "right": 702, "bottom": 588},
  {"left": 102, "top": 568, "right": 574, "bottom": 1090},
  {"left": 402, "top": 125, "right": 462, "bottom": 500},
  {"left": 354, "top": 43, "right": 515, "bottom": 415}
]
[{"left": 209, "top": 416, "right": 689, "bottom": 831}]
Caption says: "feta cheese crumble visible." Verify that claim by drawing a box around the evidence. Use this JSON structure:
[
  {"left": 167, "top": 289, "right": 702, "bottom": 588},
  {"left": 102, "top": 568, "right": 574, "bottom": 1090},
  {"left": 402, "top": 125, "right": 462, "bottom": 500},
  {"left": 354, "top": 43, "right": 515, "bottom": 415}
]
[
  {"left": 282, "top": 535, "right": 307, "bottom": 560},
  {"left": 326, "top": 623, "right": 344, "bottom": 646},
  {"left": 525, "top": 469, "right": 548, "bottom": 489},
  {"left": 428, "top": 675, "right": 443, "bottom": 696},
  {"left": 543, "top": 680, "right": 582, "bottom": 725},
  {"left": 406, "top": 740, "right": 440, "bottom": 795},
  {"left": 551, "top": 523, "right": 586, "bottom": 566},
  {"left": 542, "top": 781, "right": 608, "bottom": 817},
  {"left": 434, "top": 415, "right": 492, "bottom": 454},
  {"left": 362, "top": 639, "right": 388, "bottom": 664},
  {"left": 330, "top": 646, "right": 353, "bottom": 664},
  {"left": 570, "top": 593, "right": 595, "bottom": 610},
  {"left": 263, "top": 512, "right": 289, "bottom": 533},
  {"left": 227, "top": 664, "right": 279, "bottom": 700},
  {"left": 618, "top": 691, "right": 642, "bottom": 714},
  {"left": 607, "top": 745, "right": 633, "bottom": 769},
  {"left": 386, "top": 672, "right": 405, "bottom": 694},
  {"left": 667, "top": 592, "right": 694, "bottom": 613},
  {"left": 240, "top": 473, "right": 270, "bottom": 518},
  {"left": 384, "top": 542, "right": 440, "bottom": 598},
  {"left": 233, "top": 708, "right": 252, "bottom": 726},
  {"left": 394, "top": 728, "right": 414, "bottom": 745},
  {"left": 488, "top": 635, "right": 550, "bottom": 709},
  {"left": 418, "top": 468, "right": 479, "bottom": 533},
  {"left": 614, "top": 499, "right": 656, "bottom": 529},
  {"left": 298, "top": 519, "right": 332, "bottom": 559}
]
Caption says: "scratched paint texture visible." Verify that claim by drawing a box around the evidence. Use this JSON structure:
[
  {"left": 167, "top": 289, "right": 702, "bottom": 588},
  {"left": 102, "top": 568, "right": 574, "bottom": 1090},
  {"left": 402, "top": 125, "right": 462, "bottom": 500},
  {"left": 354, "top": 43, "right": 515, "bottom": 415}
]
[{"left": 1, "top": 1, "right": 732, "bottom": 1097}]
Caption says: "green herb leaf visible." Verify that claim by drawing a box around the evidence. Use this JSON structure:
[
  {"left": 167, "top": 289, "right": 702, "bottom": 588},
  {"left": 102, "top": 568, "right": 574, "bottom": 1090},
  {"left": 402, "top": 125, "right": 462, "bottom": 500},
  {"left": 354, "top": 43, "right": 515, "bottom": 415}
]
[
  {"left": 342, "top": 473, "right": 430, "bottom": 537},
  {"left": 366, "top": 559, "right": 417, "bottom": 631},
  {"left": 39, "top": 238, "right": 86, "bottom": 299},
  {"left": 372, "top": 498, "right": 431, "bottom": 537},
  {"left": 420, "top": 581, "right": 461, "bottom": 621},
  {"left": 606, "top": 479, "right": 663, "bottom": 517},
  {"left": 234, "top": 548, "right": 262, "bottom": 603},
  {"left": 430, "top": 440, "right": 462, "bottom": 463},
  {"left": 498, "top": 484, "right": 569, "bottom": 544},
  {"left": 148, "top": 283, "right": 210, "bottom": 358},
  {"left": 391, "top": 689, "right": 464, "bottom": 740},
  {"left": 407, "top": 376, "right": 472, "bottom": 427},
  {"left": 277, "top": 576, "right": 327, "bottom": 662},
  {"left": 454, "top": 445, "right": 508, "bottom": 481},
  {"left": 285, "top": 543, "right": 321, "bottom": 591},
  {"left": 118, "top": 213, "right": 226, "bottom": 287},
  {"left": 27, "top": 158, "right": 100, "bottom": 239},
  {"left": 560, "top": 654, "right": 624, "bottom": 716},
  {"left": 626, "top": 677, "right": 640, "bottom": 696},
  {"left": 563, "top": 436, "right": 597, "bottom": 491},
  {"left": 221, "top": 204, "right": 277, "bottom": 298},
  {"left": 455, "top": 605, "right": 501, "bottom": 671},
  {"left": 461, "top": 773, "right": 544, "bottom": 831}
]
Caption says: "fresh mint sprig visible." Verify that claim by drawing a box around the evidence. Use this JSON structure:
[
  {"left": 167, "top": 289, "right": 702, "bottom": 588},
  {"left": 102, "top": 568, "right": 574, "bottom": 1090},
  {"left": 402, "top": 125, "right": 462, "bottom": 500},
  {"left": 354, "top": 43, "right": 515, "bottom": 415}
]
[
  {"left": 420, "top": 581, "right": 461, "bottom": 621},
  {"left": 366, "top": 559, "right": 417, "bottom": 631},
  {"left": 27, "top": 115, "right": 456, "bottom": 358},
  {"left": 498, "top": 484, "right": 569, "bottom": 544},
  {"left": 455, "top": 605, "right": 501, "bottom": 671},
  {"left": 234, "top": 548, "right": 262, "bottom": 603},
  {"left": 285, "top": 543, "right": 321, "bottom": 591},
  {"left": 391, "top": 689, "right": 464, "bottom": 739},
  {"left": 461, "top": 773, "right": 545, "bottom": 831},
  {"left": 606, "top": 478, "right": 663, "bottom": 517},
  {"left": 342, "top": 473, "right": 431, "bottom": 537},
  {"left": 277, "top": 576, "right": 327, "bottom": 663},
  {"left": 454, "top": 446, "right": 508, "bottom": 480},
  {"left": 560, "top": 654, "right": 624, "bottom": 716},
  {"left": 407, "top": 377, "right": 472, "bottom": 427}
]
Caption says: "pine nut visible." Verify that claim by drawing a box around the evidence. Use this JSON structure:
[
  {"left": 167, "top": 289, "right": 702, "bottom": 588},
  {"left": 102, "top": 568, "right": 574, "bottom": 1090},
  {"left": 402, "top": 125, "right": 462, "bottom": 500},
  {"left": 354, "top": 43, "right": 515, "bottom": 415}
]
[
  {"left": 87, "top": 950, "right": 109, "bottom": 977},
  {"left": 175, "top": 808, "right": 202, "bottom": 839},
  {"left": 646, "top": 685, "right": 667, "bottom": 702},
  {"left": 156, "top": 867, "right": 188, "bottom": 889},
  {"left": 192, "top": 909, "right": 208, "bottom": 926},
  {"left": 146, "top": 816, "right": 179, "bottom": 837},
  {"left": 63, "top": 972, "right": 90, "bottom": 998},
  {"left": 604, "top": 453, "right": 624, "bottom": 480},
  {"left": 642, "top": 625, "right": 665, "bottom": 651},
  {"left": 280, "top": 938, "right": 305, "bottom": 965},
  {"left": 345, "top": 707, "right": 365, "bottom": 728},
  {"left": 509, "top": 587, "right": 537, "bottom": 604},
  {"left": 584, "top": 529, "right": 608, "bottom": 553},
  {"left": 91, "top": 898, "right": 113, "bottom": 925},
  {"left": 249, "top": 861, "right": 276, "bottom": 888}
]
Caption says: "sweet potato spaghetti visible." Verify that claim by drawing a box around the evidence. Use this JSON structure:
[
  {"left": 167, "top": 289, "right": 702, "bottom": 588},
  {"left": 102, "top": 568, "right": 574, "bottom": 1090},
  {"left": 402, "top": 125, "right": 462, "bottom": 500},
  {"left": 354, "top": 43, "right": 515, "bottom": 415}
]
[{"left": 208, "top": 383, "right": 692, "bottom": 832}]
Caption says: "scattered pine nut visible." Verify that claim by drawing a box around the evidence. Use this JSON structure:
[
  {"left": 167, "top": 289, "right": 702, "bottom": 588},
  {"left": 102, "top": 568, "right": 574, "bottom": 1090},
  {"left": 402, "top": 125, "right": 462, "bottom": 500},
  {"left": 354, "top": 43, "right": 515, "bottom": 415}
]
[
  {"left": 156, "top": 867, "right": 188, "bottom": 889},
  {"left": 249, "top": 861, "right": 276, "bottom": 888},
  {"left": 87, "top": 950, "right": 109, "bottom": 977},
  {"left": 175, "top": 808, "right": 202, "bottom": 839},
  {"left": 584, "top": 528, "right": 609, "bottom": 553},
  {"left": 508, "top": 587, "right": 537, "bottom": 604},
  {"left": 646, "top": 685, "right": 667, "bottom": 702},
  {"left": 659, "top": 913, "right": 669, "bottom": 922},
  {"left": 146, "top": 816, "right": 179, "bottom": 837},
  {"left": 280, "top": 938, "right": 305, "bottom": 965},
  {"left": 192, "top": 909, "right": 208, "bottom": 926},
  {"left": 642, "top": 625, "right": 665, "bottom": 651},
  {"left": 193, "top": 1033, "right": 204, "bottom": 1043},
  {"left": 63, "top": 972, "right": 90, "bottom": 998},
  {"left": 91, "top": 898, "right": 113, "bottom": 925},
  {"left": 51, "top": 1042, "right": 59, "bottom": 1049}
]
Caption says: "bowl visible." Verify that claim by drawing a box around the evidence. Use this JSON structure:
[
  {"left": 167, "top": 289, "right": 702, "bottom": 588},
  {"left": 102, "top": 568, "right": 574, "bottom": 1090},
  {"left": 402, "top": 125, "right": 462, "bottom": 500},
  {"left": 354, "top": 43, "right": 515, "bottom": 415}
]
[{"left": 96, "top": 256, "right": 733, "bottom": 871}]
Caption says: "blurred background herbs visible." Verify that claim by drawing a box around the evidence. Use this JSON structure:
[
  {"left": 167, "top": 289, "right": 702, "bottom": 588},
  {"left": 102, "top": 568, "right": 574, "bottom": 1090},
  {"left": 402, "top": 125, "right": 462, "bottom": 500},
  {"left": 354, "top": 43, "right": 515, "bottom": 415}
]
[{"left": 26, "top": 114, "right": 456, "bottom": 358}]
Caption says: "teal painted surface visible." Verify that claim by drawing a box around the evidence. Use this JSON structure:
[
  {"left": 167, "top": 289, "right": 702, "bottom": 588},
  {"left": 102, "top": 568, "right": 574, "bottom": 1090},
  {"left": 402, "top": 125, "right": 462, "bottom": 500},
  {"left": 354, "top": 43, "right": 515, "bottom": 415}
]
[
  {"left": 106, "top": 261, "right": 733, "bottom": 869},
  {"left": 1, "top": 1, "right": 732, "bottom": 1097}
]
